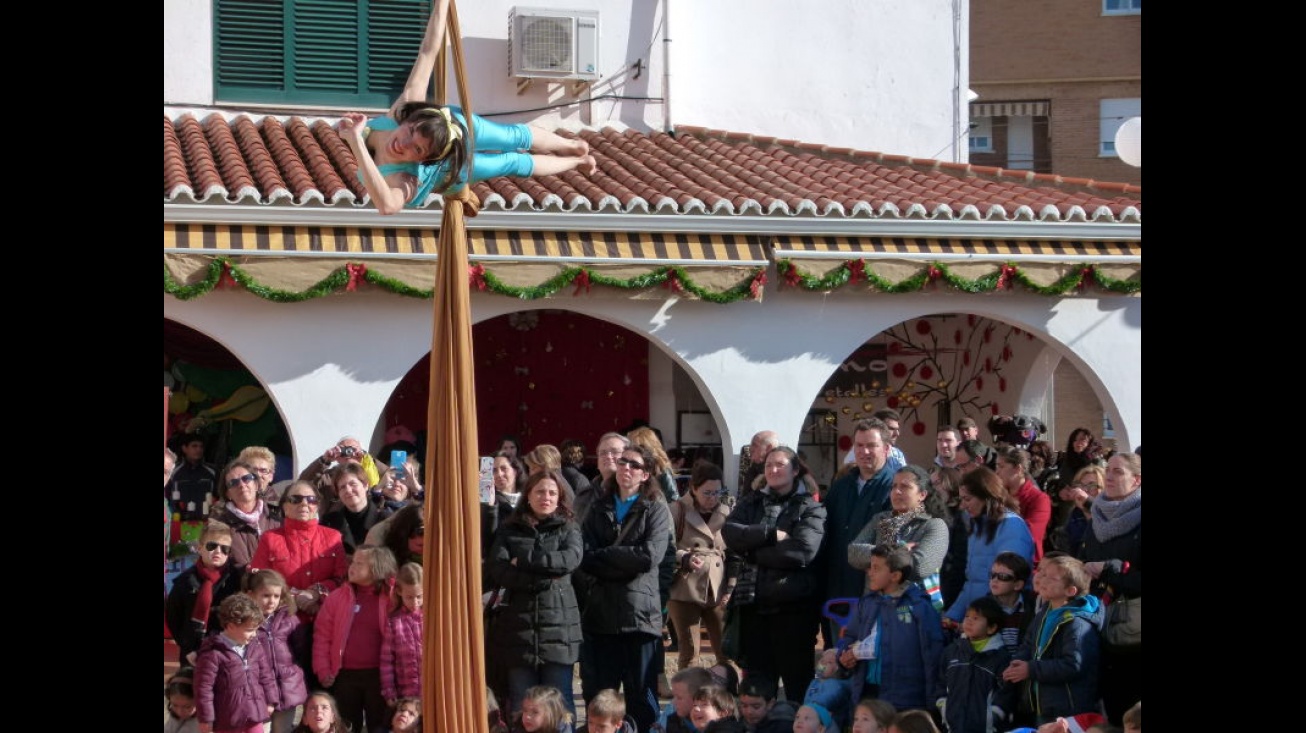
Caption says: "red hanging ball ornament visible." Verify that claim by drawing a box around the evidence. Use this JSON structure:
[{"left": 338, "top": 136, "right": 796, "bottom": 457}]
[
  {"left": 892, "top": 363, "right": 908, "bottom": 378},
  {"left": 963, "top": 352, "right": 971, "bottom": 367},
  {"left": 990, "top": 403, "right": 1000, "bottom": 415},
  {"left": 887, "top": 395, "right": 900, "bottom": 408},
  {"left": 984, "top": 357, "right": 993, "bottom": 373},
  {"left": 999, "top": 377, "right": 1007, "bottom": 392},
  {"left": 953, "top": 329, "right": 962, "bottom": 345},
  {"left": 975, "top": 376, "right": 984, "bottom": 391},
  {"left": 920, "top": 365, "right": 934, "bottom": 380},
  {"left": 888, "top": 342, "right": 902, "bottom": 354},
  {"left": 915, "top": 320, "right": 932, "bottom": 335},
  {"left": 912, "top": 421, "right": 927, "bottom": 436}
]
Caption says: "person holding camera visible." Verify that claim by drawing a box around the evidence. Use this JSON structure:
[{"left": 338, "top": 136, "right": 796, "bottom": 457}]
[{"left": 297, "top": 436, "right": 389, "bottom": 513}]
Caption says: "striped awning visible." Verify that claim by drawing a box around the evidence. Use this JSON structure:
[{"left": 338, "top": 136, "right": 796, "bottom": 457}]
[
  {"left": 970, "top": 101, "right": 1049, "bottom": 117},
  {"left": 164, "top": 224, "right": 769, "bottom": 300},
  {"left": 163, "top": 223, "right": 768, "bottom": 265},
  {"left": 771, "top": 235, "right": 1140, "bottom": 291},
  {"left": 772, "top": 236, "right": 1138, "bottom": 261}
]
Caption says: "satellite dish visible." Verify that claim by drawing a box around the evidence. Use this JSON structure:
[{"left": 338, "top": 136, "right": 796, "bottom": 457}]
[{"left": 1114, "top": 116, "right": 1141, "bottom": 167}]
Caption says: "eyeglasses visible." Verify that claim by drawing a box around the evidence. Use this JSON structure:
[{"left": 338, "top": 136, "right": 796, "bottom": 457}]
[
  {"left": 252, "top": 467, "right": 274, "bottom": 476},
  {"left": 617, "top": 458, "right": 646, "bottom": 471},
  {"left": 698, "top": 489, "right": 726, "bottom": 497},
  {"left": 989, "top": 572, "right": 1017, "bottom": 582},
  {"left": 1071, "top": 482, "right": 1100, "bottom": 491},
  {"left": 285, "top": 494, "right": 320, "bottom": 505},
  {"left": 204, "top": 542, "right": 232, "bottom": 554},
  {"left": 226, "top": 474, "right": 257, "bottom": 488}
]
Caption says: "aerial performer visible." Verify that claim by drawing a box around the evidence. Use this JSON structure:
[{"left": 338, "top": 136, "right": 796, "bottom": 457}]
[{"left": 339, "top": 2, "right": 597, "bottom": 215}]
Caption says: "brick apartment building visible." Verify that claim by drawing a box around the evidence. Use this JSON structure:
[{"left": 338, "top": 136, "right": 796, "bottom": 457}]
[{"left": 969, "top": 0, "right": 1141, "bottom": 185}]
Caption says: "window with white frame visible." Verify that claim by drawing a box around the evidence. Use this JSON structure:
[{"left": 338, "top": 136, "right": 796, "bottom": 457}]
[
  {"left": 1103, "top": 0, "right": 1141, "bottom": 15},
  {"left": 969, "top": 117, "right": 993, "bottom": 153},
  {"left": 1099, "top": 98, "right": 1140, "bottom": 157}
]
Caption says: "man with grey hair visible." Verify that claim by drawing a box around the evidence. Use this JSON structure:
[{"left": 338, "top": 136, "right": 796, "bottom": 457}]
[{"left": 740, "top": 429, "right": 781, "bottom": 499}]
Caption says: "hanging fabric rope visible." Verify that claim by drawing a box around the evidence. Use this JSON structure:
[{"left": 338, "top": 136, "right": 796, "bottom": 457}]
[{"left": 422, "top": 1, "right": 488, "bottom": 730}]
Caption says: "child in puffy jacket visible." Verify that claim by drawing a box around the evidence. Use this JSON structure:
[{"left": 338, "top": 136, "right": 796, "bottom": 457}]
[
  {"left": 245, "top": 569, "right": 307, "bottom": 733},
  {"left": 803, "top": 649, "right": 852, "bottom": 730},
  {"left": 381, "top": 562, "right": 425, "bottom": 705},
  {"left": 194, "top": 594, "right": 277, "bottom": 733},
  {"left": 313, "top": 545, "right": 398, "bottom": 733}
]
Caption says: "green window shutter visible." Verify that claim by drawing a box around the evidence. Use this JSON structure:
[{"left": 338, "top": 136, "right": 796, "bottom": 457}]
[{"left": 215, "top": 0, "right": 432, "bottom": 108}]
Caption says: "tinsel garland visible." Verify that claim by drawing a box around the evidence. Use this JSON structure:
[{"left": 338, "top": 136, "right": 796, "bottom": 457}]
[
  {"left": 164, "top": 257, "right": 1139, "bottom": 303},
  {"left": 774, "top": 259, "right": 1140, "bottom": 295},
  {"left": 164, "top": 258, "right": 763, "bottom": 304}
]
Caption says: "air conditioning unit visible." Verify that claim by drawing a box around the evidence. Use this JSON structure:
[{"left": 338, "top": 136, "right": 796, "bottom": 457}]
[{"left": 508, "top": 7, "right": 599, "bottom": 82}]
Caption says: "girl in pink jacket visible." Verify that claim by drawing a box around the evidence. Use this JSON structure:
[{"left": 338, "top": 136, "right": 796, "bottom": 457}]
[
  {"left": 381, "top": 562, "right": 424, "bottom": 705},
  {"left": 312, "top": 545, "right": 397, "bottom": 733}
]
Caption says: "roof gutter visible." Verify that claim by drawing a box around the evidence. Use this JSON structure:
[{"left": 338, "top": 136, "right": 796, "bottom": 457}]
[{"left": 163, "top": 203, "right": 1141, "bottom": 242}]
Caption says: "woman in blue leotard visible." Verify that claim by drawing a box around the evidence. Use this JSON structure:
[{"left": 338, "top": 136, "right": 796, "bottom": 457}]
[{"left": 339, "top": 2, "right": 595, "bottom": 215}]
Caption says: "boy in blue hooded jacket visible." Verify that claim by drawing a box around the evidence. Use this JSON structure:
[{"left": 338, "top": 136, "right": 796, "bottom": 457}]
[{"left": 1001, "top": 554, "right": 1103, "bottom": 725}]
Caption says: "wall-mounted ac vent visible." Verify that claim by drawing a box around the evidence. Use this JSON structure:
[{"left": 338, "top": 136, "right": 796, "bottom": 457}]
[{"left": 508, "top": 7, "right": 599, "bottom": 81}]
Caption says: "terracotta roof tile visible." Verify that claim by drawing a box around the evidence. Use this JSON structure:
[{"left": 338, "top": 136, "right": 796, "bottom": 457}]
[{"left": 163, "top": 110, "right": 1141, "bottom": 223}]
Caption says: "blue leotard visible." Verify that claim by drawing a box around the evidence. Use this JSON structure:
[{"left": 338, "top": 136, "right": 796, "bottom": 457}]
[{"left": 363, "top": 107, "right": 535, "bottom": 206}]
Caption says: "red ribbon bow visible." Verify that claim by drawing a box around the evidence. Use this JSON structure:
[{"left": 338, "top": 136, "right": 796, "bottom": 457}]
[
  {"left": 997, "top": 264, "right": 1015, "bottom": 290},
  {"left": 848, "top": 259, "right": 866, "bottom": 285},
  {"left": 345, "top": 263, "right": 367, "bottom": 291},
  {"left": 662, "top": 269, "right": 683, "bottom": 293},
  {"left": 783, "top": 262, "right": 801, "bottom": 288},
  {"left": 468, "top": 264, "right": 488, "bottom": 291},
  {"left": 749, "top": 271, "right": 768, "bottom": 300},
  {"left": 572, "top": 269, "right": 591, "bottom": 296},
  {"left": 1079, "top": 266, "right": 1095, "bottom": 289},
  {"left": 217, "top": 262, "right": 238, "bottom": 289}
]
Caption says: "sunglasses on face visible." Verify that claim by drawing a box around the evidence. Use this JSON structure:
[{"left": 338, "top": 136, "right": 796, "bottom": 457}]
[
  {"left": 204, "top": 541, "right": 232, "bottom": 554},
  {"left": 989, "top": 572, "right": 1017, "bottom": 582},
  {"left": 226, "top": 474, "right": 257, "bottom": 488},
  {"left": 617, "top": 458, "right": 646, "bottom": 471},
  {"left": 285, "top": 494, "right": 320, "bottom": 506}
]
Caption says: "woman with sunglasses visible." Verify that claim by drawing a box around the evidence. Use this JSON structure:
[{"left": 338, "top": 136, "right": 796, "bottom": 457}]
[
  {"left": 667, "top": 461, "right": 737, "bottom": 672},
  {"left": 166, "top": 519, "right": 247, "bottom": 666},
  {"left": 573, "top": 444, "right": 672, "bottom": 732},
  {"left": 251, "top": 481, "right": 348, "bottom": 622},
  {"left": 213, "top": 459, "right": 282, "bottom": 570}
]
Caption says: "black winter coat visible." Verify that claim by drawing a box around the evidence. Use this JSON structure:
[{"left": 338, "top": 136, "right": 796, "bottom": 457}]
[
  {"left": 575, "top": 491, "right": 671, "bottom": 637},
  {"left": 485, "top": 513, "right": 583, "bottom": 667},
  {"left": 165, "top": 563, "right": 247, "bottom": 662},
  {"left": 721, "top": 483, "right": 826, "bottom": 608}
]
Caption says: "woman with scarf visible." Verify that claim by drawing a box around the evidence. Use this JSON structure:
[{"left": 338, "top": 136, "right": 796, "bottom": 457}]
[
  {"left": 213, "top": 459, "right": 282, "bottom": 570},
  {"left": 846, "top": 465, "right": 949, "bottom": 609},
  {"left": 1076, "top": 452, "right": 1141, "bottom": 725}
]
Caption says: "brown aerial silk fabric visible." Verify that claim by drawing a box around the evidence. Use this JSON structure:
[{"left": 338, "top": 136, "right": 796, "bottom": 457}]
[{"left": 423, "top": 1, "right": 488, "bottom": 729}]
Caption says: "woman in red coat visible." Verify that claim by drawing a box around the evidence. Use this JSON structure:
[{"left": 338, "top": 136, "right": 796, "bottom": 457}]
[{"left": 251, "top": 481, "right": 348, "bottom": 688}]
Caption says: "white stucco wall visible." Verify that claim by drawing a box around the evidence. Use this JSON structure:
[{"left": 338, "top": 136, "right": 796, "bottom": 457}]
[
  {"left": 165, "top": 285, "right": 1139, "bottom": 491},
  {"left": 161, "top": 0, "right": 964, "bottom": 159}
]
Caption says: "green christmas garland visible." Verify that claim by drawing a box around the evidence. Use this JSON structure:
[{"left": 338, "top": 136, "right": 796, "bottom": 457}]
[
  {"left": 164, "top": 256, "right": 1139, "bottom": 303},
  {"left": 774, "top": 259, "right": 1140, "bottom": 295}
]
